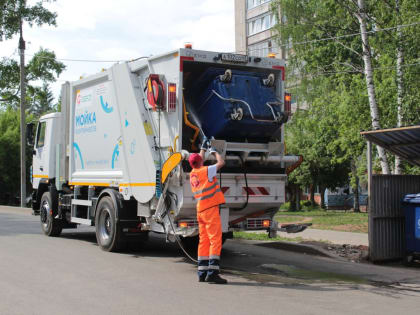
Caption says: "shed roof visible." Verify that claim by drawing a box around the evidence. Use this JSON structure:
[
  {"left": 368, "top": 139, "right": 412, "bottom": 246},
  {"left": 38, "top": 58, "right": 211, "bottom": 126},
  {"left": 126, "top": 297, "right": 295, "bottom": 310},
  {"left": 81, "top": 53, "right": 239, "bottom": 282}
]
[{"left": 360, "top": 125, "right": 420, "bottom": 167}]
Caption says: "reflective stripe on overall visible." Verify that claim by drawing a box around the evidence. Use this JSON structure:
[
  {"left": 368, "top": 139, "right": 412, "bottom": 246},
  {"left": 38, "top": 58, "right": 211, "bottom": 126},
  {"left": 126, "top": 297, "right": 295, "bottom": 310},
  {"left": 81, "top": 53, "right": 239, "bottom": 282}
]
[{"left": 190, "top": 166, "right": 225, "bottom": 212}]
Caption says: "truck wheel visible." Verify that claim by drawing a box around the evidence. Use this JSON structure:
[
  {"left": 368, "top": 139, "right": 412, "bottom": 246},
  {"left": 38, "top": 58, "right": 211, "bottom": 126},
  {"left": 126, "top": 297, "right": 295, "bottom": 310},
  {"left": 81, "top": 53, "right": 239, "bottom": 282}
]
[
  {"left": 95, "top": 196, "right": 126, "bottom": 252},
  {"left": 40, "top": 191, "right": 62, "bottom": 237}
]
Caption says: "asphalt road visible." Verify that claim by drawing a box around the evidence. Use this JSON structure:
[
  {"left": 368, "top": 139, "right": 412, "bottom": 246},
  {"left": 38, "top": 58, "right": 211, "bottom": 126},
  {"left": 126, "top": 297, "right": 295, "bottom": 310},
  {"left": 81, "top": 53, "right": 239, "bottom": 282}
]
[{"left": 1, "top": 206, "right": 420, "bottom": 315}]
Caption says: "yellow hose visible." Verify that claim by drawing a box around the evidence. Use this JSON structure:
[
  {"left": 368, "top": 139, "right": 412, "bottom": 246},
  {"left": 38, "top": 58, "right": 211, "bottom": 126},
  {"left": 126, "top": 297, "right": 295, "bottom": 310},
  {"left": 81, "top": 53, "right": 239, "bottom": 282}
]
[{"left": 182, "top": 95, "right": 200, "bottom": 151}]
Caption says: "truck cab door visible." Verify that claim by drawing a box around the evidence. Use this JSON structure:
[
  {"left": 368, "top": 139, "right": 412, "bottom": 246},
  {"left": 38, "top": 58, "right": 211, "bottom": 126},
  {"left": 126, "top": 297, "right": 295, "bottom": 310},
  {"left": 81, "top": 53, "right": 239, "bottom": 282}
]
[{"left": 32, "top": 120, "right": 48, "bottom": 188}]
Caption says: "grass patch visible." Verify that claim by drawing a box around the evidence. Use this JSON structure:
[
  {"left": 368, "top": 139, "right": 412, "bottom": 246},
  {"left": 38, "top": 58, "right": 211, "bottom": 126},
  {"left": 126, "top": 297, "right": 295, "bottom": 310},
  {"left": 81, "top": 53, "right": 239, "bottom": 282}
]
[
  {"left": 275, "top": 210, "right": 368, "bottom": 233},
  {"left": 233, "top": 231, "right": 305, "bottom": 242}
]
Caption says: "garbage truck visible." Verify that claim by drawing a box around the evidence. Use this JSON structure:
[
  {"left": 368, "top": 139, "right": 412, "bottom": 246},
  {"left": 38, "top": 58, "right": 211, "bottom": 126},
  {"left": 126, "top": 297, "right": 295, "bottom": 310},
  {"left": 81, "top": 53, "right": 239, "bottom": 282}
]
[{"left": 29, "top": 47, "right": 302, "bottom": 252}]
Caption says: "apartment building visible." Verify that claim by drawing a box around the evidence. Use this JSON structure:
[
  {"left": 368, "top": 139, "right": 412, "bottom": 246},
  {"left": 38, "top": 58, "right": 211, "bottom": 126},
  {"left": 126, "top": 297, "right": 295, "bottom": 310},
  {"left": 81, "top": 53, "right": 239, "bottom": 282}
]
[
  {"left": 235, "top": 0, "right": 306, "bottom": 112},
  {"left": 234, "top": 0, "right": 286, "bottom": 59}
]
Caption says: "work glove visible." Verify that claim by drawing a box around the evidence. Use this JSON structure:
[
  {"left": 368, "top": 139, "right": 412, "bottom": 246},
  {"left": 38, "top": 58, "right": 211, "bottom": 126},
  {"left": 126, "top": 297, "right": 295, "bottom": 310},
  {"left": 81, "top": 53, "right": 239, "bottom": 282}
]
[{"left": 200, "top": 136, "right": 210, "bottom": 151}]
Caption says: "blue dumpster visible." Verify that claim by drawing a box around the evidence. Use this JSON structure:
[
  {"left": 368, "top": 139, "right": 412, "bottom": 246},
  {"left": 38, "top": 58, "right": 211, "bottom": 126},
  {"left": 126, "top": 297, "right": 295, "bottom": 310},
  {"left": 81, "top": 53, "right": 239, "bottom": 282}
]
[
  {"left": 403, "top": 194, "right": 420, "bottom": 258},
  {"left": 189, "top": 68, "right": 285, "bottom": 142}
]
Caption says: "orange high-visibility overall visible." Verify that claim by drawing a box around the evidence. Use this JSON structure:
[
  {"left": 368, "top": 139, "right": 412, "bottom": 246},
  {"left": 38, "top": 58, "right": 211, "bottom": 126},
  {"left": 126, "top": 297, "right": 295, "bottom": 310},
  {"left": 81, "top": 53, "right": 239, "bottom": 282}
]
[{"left": 190, "top": 166, "right": 225, "bottom": 276}]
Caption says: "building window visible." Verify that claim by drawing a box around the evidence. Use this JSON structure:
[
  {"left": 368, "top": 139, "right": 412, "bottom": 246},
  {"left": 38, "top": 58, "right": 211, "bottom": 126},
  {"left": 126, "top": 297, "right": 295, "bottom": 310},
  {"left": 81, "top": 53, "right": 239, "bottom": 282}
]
[
  {"left": 247, "top": 0, "right": 272, "bottom": 11},
  {"left": 247, "top": 13, "right": 276, "bottom": 36},
  {"left": 248, "top": 40, "right": 279, "bottom": 57}
]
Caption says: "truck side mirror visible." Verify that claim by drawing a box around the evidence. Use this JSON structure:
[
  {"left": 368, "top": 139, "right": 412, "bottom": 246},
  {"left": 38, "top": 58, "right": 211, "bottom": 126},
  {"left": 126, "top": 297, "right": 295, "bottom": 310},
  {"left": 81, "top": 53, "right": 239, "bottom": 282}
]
[{"left": 27, "top": 122, "right": 35, "bottom": 147}]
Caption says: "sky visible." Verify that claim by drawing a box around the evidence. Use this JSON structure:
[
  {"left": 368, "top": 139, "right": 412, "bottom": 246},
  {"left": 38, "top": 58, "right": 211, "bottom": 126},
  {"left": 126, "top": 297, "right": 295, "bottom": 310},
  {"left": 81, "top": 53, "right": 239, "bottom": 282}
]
[{"left": 1, "top": 0, "right": 236, "bottom": 100}]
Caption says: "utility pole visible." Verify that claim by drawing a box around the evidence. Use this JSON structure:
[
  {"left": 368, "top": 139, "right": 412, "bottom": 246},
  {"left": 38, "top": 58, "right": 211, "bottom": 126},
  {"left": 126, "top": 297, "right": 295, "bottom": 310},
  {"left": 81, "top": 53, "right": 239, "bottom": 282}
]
[{"left": 19, "top": 16, "right": 26, "bottom": 208}]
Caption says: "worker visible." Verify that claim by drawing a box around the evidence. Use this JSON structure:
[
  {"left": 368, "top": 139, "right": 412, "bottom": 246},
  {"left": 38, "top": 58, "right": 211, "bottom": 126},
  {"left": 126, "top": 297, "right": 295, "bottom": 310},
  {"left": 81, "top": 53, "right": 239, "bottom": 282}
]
[{"left": 189, "top": 137, "right": 227, "bottom": 284}]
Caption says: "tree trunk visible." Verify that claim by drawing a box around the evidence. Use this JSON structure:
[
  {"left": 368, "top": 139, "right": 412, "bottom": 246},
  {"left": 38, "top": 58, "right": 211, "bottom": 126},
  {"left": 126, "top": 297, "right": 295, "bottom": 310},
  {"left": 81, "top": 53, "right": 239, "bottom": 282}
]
[
  {"left": 296, "top": 186, "right": 301, "bottom": 211},
  {"left": 353, "top": 179, "right": 361, "bottom": 213},
  {"left": 351, "top": 161, "right": 361, "bottom": 213},
  {"left": 394, "top": 0, "right": 404, "bottom": 174},
  {"left": 288, "top": 184, "right": 297, "bottom": 211},
  {"left": 320, "top": 186, "right": 326, "bottom": 209},
  {"left": 310, "top": 184, "right": 315, "bottom": 206},
  {"left": 356, "top": 0, "right": 390, "bottom": 174}
]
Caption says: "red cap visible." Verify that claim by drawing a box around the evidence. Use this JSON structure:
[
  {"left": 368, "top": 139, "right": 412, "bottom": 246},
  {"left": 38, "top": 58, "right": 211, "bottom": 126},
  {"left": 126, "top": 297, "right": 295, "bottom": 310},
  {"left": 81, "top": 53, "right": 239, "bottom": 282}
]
[{"left": 188, "top": 153, "right": 202, "bottom": 169}]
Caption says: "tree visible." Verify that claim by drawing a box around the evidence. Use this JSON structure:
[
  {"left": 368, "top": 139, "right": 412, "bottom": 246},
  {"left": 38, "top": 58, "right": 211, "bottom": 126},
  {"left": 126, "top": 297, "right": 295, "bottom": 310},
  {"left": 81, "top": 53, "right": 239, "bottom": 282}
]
[
  {"left": 352, "top": 0, "right": 390, "bottom": 174},
  {"left": 1, "top": 0, "right": 63, "bottom": 110},
  {"left": 0, "top": 0, "right": 63, "bottom": 205},
  {"left": 273, "top": 0, "right": 420, "bottom": 186},
  {"left": 0, "top": 0, "right": 56, "bottom": 41},
  {"left": 285, "top": 88, "right": 351, "bottom": 209},
  {"left": 0, "top": 48, "right": 65, "bottom": 110},
  {"left": 27, "top": 83, "right": 56, "bottom": 116}
]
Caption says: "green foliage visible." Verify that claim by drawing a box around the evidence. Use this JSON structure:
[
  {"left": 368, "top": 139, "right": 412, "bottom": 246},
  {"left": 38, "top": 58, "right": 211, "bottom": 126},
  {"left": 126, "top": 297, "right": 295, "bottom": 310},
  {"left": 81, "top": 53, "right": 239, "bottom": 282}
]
[
  {"left": 233, "top": 231, "right": 307, "bottom": 242},
  {"left": 0, "top": 0, "right": 57, "bottom": 40},
  {"left": 0, "top": 0, "right": 62, "bottom": 204},
  {"left": 275, "top": 210, "right": 369, "bottom": 233},
  {"left": 0, "top": 48, "right": 65, "bottom": 111},
  {"left": 27, "top": 83, "right": 56, "bottom": 116},
  {"left": 280, "top": 201, "right": 321, "bottom": 211},
  {"left": 0, "top": 108, "right": 35, "bottom": 204},
  {"left": 0, "top": 109, "right": 20, "bottom": 197},
  {"left": 273, "top": 0, "right": 420, "bottom": 190},
  {"left": 285, "top": 86, "right": 351, "bottom": 193}
]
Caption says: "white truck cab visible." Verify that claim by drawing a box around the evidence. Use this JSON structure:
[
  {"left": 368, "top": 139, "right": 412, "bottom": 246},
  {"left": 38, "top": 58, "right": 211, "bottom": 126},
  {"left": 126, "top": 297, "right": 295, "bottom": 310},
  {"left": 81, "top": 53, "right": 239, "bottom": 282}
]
[{"left": 31, "top": 112, "right": 61, "bottom": 209}]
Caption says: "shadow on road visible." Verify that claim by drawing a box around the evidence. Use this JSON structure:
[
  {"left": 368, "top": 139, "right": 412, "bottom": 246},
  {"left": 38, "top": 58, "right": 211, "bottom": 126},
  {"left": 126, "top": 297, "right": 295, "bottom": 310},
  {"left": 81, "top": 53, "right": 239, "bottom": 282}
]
[
  {"left": 4, "top": 210, "right": 420, "bottom": 298},
  {"left": 61, "top": 230, "right": 420, "bottom": 297}
]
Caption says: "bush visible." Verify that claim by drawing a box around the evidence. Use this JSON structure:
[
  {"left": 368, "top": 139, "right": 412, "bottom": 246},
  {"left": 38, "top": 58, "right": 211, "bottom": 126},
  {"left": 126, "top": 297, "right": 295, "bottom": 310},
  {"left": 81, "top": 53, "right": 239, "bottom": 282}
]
[
  {"left": 279, "top": 200, "right": 322, "bottom": 212},
  {"left": 302, "top": 200, "right": 312, "bottom": 207}
]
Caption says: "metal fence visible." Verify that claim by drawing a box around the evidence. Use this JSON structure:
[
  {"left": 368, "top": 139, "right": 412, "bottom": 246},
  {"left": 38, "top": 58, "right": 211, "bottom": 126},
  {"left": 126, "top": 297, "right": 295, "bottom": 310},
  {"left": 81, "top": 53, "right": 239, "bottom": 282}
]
[{"left": 369, "top": 175, "right": 420, "bottom": 262}]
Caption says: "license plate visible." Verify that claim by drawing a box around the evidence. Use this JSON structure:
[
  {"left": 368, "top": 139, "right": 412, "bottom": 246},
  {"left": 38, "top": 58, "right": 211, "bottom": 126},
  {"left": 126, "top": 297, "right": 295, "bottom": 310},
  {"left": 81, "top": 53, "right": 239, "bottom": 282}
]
[{"left": 221, "top": 53, "right": 248, "bottom": 63}]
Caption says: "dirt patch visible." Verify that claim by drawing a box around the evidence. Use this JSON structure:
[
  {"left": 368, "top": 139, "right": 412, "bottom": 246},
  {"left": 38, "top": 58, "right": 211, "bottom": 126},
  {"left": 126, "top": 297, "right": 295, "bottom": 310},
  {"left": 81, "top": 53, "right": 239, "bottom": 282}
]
[{"left": 307, "top": 242, "right": 369, "bottom": 263}]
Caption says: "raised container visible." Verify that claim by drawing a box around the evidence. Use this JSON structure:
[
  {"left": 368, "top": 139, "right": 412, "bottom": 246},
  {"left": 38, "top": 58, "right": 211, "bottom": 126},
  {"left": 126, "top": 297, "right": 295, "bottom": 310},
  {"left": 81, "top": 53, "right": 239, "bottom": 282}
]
[{"left": 190, "top": 68, "right": 285, "bottom": 143}]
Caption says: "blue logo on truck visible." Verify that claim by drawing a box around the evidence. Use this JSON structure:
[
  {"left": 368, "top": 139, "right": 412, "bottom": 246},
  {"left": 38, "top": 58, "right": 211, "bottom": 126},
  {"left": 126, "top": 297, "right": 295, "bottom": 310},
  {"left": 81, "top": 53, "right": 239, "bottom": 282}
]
[
  {"left": 100, "top": 96, "right": 113, "bottom": 113},
  {"left": 111, "top": 144, "right": 120, "bottom": 169},
  {"left": 73, "top": 142, "right": 84, "bottom": 169},
  {"left": 76, "top": 111, "right": 96, "bottom": 126},
  {"left": 75, "top": 111, "right": 97, "bottom": 134}
]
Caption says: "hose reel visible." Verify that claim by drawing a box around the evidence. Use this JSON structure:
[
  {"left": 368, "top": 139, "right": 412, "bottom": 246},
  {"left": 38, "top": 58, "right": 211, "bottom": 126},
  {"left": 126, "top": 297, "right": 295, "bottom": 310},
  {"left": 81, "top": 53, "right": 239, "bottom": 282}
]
[{"left": 146, "top": 74, "right": 165, "bottom": 111}]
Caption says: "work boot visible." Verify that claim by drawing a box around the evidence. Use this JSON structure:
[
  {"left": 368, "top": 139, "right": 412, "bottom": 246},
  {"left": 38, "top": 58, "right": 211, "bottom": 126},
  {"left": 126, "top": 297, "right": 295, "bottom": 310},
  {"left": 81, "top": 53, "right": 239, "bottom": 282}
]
[
  {"left": 198, "top": 274, "right": 207, "bottom": 282},
  {"left": 205, "top": 273, "right": 228, "bottom": 284}
]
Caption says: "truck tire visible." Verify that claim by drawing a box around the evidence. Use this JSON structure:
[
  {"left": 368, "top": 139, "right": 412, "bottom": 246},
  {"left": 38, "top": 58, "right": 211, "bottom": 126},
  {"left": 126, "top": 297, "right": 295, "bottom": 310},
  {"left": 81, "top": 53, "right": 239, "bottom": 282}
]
[
  {"left": 95, "top": 196, "right": 126, "bottom": 252},
  {"left": 40, "top": 191, "right": 62, "bottom": 237}
]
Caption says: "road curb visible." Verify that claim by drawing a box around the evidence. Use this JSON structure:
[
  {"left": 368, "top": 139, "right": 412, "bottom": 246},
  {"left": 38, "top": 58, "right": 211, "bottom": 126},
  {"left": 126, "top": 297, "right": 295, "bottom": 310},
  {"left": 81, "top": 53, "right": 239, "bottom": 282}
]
[{"left": 0, "top": 206, "right": 32, "bottom": 215}]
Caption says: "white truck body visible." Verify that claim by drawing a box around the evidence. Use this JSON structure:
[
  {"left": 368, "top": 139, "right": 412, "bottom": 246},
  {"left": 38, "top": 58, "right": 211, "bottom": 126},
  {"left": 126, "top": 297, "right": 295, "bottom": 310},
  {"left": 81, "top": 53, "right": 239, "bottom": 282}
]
[{"left": 31, "top": 48, "right": 299, "bottom": 250}]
